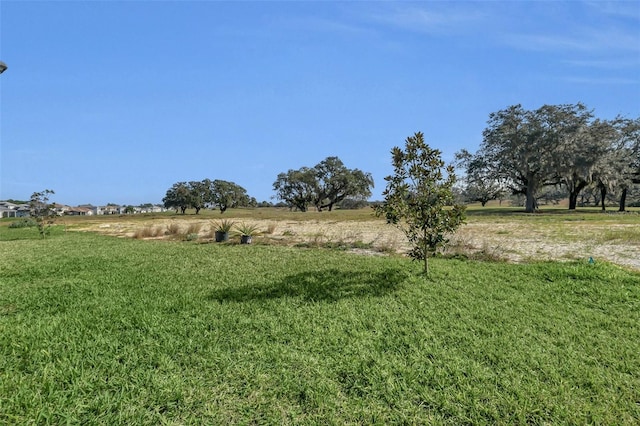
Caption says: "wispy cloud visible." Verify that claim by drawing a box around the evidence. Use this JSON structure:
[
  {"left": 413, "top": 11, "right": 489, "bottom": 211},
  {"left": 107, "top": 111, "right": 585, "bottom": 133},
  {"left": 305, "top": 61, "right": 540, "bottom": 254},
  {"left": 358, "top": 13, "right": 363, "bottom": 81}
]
[
  {"left": 585, "top": 1, "right": 640, "bottom": 21},
  {"left": 562, "top": 58, "right": 640, "bottom": 70},
  {"left": 496, "top": 1, "right": 639, "bottom": 55},
  {"left": 560, "top": 75, "right": 639, "bottom": 85},
  {"left": 505, "top": 25, "right": 640, "bottom": 54},
  {"left": 356, "top": 1, "right": 640, "bottom": 93},
  {"left": 364, "top": 2, "right": 638, "bottom": 56},
  {"left": 292, "top": 16, "right": 375, "bottom": 37},
  {"left": 367, "top": 3, "right": 488, "bottom": 36}
]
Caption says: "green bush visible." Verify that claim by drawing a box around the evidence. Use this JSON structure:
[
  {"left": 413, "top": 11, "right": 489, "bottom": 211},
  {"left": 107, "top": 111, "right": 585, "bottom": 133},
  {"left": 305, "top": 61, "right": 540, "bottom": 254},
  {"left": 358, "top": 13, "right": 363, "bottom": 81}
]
[{"left": 8, "top": 218, "right": 37, "bottom": 229}]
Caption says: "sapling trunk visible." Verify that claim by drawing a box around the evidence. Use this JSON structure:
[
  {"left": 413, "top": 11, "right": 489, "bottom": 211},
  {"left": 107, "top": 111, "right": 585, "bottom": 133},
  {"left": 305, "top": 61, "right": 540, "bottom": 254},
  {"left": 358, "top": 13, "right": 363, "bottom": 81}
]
[{"left": 424, "top": 254, "right": 429, "bottom": 275}]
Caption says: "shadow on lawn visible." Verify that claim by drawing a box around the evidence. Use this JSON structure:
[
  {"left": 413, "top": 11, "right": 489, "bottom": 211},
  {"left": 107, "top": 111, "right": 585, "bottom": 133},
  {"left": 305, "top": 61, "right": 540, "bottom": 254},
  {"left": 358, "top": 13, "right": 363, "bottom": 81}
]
[{"left": 209, "top": 268, "right": 407, "bottom": 303}]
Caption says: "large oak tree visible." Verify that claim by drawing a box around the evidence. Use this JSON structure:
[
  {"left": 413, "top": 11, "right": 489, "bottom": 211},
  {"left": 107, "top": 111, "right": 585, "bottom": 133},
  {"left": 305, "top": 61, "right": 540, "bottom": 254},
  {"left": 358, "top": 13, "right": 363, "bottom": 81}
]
[
  {"left": 163, "top": 179, "right": 249, "bottom": 214},
  {"left": 273, "top": 157, "right": 374, "bottom": 212},
  {"left": 471, "top": 103, "right": 594, "bottom": 212},
  {"left": 313, "top": 157, "right": 374, "bottom": 211},
  {"left": 210, "top": 179, "right": 250, "bottom": 213}
]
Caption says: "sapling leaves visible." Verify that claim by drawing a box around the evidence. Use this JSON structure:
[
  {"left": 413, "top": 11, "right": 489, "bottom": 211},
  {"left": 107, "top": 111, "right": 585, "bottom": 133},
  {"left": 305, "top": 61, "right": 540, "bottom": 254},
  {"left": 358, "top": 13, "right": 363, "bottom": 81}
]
[{"left": 376, "top": 132, "right": 466, "bottom": 274}]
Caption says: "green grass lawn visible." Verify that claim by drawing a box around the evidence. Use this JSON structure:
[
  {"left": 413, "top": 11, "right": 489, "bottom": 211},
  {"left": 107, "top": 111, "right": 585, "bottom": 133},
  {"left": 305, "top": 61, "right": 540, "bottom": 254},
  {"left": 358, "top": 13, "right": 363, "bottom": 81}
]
[{"left": 1, "top": 227, "right": 639, "bottom": 424}]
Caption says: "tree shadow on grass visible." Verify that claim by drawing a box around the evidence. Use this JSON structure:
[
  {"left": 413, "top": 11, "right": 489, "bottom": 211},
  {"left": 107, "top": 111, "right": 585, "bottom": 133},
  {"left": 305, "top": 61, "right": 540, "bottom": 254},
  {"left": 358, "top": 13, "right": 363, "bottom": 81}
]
[{"left": 208, "top": 268, "right": 408, "bottom": 303}]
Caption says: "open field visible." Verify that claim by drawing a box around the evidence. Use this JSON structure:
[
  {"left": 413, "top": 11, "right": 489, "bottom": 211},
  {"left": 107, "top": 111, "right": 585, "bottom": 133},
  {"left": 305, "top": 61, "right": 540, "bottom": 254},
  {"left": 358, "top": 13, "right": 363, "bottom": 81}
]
[
  {"left": 59, "top": 206, "right": 640, "bottom": 271},
  {"left": 1, "top": 208, "right": 639, "bottom": 423}
]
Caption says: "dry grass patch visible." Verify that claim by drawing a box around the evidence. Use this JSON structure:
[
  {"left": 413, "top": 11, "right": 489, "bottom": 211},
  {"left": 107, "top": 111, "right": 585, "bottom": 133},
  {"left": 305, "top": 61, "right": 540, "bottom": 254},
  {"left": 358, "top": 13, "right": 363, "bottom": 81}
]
[
  {"left": 133, "top": 225, "right": 163, "bottom": 239},
  {"left": 265, "top": 222, "right": 278, "bottom": 235},
  {"left": 73, "top": 210, "right": 640, "bottom": 271},
  {"left": 186, "top": 222, "right": 203, "bottom": 235},
  {"left": 165, "top": 221, "right": 182, "bottom": 236}
]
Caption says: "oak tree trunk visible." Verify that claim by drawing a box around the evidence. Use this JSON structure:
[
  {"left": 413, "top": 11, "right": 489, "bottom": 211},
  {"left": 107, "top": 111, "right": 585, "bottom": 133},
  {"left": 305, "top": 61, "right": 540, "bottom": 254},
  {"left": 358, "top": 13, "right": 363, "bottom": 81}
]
[
  {"left": 525, "top": 178, "right": 537, "bottom": 213},
  {"left": 600, "top": 185, "right": 607, "bottom": 211},
  {"left": 619, "top": 188, "right": 627, "bottom": 212}
]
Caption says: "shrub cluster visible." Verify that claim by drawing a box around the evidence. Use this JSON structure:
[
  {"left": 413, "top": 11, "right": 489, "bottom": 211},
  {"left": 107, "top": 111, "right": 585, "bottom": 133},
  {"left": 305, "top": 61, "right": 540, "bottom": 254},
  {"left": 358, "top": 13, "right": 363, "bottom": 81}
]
[{"left": 8, "top": 218, "right": 37, "bottom": 229}]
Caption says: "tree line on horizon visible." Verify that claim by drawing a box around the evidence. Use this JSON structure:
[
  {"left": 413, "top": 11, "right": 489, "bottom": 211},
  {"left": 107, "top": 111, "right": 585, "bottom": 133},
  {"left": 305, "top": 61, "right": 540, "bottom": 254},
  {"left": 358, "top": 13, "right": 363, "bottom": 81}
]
[
  {"left": 162, "top": 157, "right": 375, "bottom": 214},
  {"left": 7, "top": 103, "right": 638, "bottom": 214},
  {"left": 456, "top": 103, "right": 640, "bottom": 213},
  {"left": 162, "top": 179, "right": 253, "bottom": 214},
  {"left": 161, "top": 103, "right": 639, "bottom": 214}
]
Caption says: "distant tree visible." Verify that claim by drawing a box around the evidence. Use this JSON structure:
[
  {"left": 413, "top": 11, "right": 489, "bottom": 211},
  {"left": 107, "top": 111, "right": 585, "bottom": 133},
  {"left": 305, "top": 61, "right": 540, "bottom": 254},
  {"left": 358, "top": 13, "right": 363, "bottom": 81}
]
[
  {"left": 476, "top": 103, "right": 591, "bottom": 212},
  {"left": 591, "top": 117, "right": 640, "bottom": 211},
  {"left": 626, "top": 185, "right": 640, "bottom": 207},
  {"left": 273, "top": 157, "right": 374, "bottom": 212},
  {"left": 537, "top": 186, "right": 567, "bottom": 206},
  {"left": 211, "top": 179, "right": 249, "bottom": 213},
  {"left": 464, "top": 181, "right": 505, "bottom": 207},
  {"left": 556, "top": 118, "right": 613, "bottom": 210},
  {"left": 339, "top": 198, "right": 370, "bottom": 210},
  {"left": 455, "top": 149, "right": 505, "bottom": 206},
  {"left": 375, "top": 132, "right": 465, "bottom": 274},
  {"left": 29, "top": 189, "right": 56, "bottom": 238},
  {"left": 578, "top": 185, "right": 599, "bottom": 207},
  {"left": 613, "top": 117, "right": 640, "bottom": 211},
  {"left": 467, "top": 105, "right": 637, "bottom": 212},
  {"left": 313, "top": 157, "right": 374, "bottom": 211},
  {"left": 593, "top": 148, "right": 623, "bottom": 212},
  {"left": 273, "top": 168, "right": 317, "bottom": 212},
  {"left": 124, "top": 205, "right": 135, "bottom": 214},
  {"left": 163, "top": 182, "right": 192, "bottom": 214},
  {"left": 188, "top": 179, "right": 213, "bottom": 215},
  {"left": 162, "top": 179, "right": 250, "bottom": 214}
]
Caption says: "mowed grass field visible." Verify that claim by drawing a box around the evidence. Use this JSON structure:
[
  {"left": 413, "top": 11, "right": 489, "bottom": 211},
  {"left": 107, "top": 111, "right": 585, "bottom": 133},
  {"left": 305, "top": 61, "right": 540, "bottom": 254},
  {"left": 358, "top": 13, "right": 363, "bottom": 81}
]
[{"left": 1, "top": 208, "right": 639, "bottom": 424}]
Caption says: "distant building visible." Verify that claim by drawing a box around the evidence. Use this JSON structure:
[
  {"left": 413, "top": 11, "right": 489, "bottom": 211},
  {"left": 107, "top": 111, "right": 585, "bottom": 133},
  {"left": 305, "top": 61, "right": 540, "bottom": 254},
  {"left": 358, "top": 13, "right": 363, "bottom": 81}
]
[
  {"left": 0, "top": 201, "right": 18, "bottom": 218},
  {"left": 78, "top": 204, "right": 101, "bottom": 215},
  {"left": 2, "top": 200, "right": 167, "bottom": 217},
  {"left": 0, "top": 202, "right": 30, "bottom": 218},
  {"left": 66, "top": 207, "right": 92, "bottom": 216},
  {"left": 101, "top": 205, "right": 122, "bottom": 215},
  {"left": 52, "top": 204, "right": 70, "bottom": 216}
]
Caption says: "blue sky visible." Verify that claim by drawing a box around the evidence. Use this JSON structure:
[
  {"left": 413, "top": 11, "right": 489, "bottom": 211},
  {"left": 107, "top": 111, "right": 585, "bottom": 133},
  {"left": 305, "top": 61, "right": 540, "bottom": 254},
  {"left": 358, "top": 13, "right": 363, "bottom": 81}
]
[{"left": 1, "top": 1, "right": 639, "bottom": 206}]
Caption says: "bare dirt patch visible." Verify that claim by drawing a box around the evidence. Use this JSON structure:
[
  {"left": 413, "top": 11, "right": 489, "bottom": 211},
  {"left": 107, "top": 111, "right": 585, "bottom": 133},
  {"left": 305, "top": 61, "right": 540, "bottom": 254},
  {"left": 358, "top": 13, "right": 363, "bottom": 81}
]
[
  {"left": 77, "top": 217, "right": 640, "bottom": 271},
  {"left": 450, "top": 222, "right": 640, "bottom": 271}
]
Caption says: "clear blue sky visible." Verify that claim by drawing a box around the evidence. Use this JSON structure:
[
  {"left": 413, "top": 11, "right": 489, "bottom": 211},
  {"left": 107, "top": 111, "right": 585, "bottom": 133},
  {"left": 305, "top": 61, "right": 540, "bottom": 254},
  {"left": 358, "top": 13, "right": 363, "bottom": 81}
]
[{"left": 1, "top": 1, "right": 639, "bottom": 206}]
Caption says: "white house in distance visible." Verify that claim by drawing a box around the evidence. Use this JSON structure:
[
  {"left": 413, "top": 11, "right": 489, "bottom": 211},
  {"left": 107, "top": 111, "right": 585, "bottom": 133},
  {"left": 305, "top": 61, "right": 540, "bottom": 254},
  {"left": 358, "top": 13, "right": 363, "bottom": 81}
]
[
  {"left": 0, "top": 201, "right": 30, "bottom": 218},
  {"left": 66, "top": 206, "right": 93, "bottom": 216},
  {"left": 1, "top": 201, "right": 168, "bottom": 217}
]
